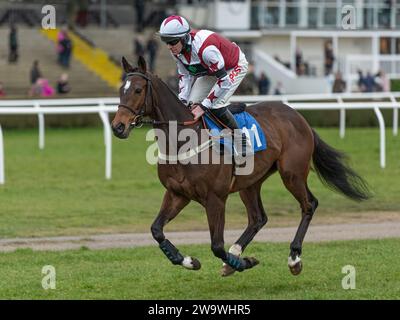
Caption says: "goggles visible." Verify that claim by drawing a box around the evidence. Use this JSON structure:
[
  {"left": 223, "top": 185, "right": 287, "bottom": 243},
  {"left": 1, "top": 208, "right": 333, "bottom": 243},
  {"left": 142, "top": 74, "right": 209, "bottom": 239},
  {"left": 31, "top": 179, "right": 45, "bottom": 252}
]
[{"left": 161, "top": 37, "right": 181, "bottom": 46}]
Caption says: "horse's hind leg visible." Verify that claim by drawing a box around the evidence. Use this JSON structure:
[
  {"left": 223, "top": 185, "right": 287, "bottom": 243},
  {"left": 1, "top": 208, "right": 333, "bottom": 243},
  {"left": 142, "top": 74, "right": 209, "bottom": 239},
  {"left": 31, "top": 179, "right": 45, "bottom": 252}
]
[
  {"left": 205, "top": 192, "right": 259, "bottom": 276},
  {"left": 151, "top": 190, "right": 201, "bottom": 270},
  {"left": 278, "top": 155, "right": 318, "bottom": 276},
  {"left": 221, "top": 182, "right": 267, "bottom": 276}
]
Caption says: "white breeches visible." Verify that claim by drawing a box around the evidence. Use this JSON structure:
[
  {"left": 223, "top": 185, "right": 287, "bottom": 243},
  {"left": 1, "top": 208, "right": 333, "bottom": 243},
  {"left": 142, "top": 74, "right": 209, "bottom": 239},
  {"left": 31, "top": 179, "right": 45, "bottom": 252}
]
[{"left": 188, "top": 49, "right": 248, "bottom": 109}]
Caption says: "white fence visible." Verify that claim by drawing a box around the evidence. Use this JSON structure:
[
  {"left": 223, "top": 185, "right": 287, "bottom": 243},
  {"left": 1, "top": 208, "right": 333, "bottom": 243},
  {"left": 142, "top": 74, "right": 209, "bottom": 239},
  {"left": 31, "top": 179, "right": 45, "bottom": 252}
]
[{"left": 0, "top": 92, "right": 399, "bottom": 184}]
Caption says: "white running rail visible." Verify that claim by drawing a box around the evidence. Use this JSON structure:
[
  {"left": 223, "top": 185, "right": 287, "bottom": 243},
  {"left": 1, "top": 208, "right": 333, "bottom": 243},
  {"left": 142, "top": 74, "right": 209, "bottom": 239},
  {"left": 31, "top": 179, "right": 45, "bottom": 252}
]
[{"left": 0, "top": 93, "right": 399, "bottom": 184}]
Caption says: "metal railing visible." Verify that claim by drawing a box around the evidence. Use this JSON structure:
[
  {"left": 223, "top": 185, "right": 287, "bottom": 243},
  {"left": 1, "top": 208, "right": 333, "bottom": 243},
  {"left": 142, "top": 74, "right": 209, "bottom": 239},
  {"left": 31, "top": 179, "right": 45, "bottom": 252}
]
[{"left": 0, "top": 92, "right": 399, "bottom": 184}]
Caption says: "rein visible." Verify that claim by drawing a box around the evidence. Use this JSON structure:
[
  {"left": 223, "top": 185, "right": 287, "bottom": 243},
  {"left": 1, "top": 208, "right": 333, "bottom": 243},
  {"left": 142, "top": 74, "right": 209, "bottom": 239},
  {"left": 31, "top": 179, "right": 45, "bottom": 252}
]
[{"left": 118, "top": 72, "right": 200, "bottom": 128}]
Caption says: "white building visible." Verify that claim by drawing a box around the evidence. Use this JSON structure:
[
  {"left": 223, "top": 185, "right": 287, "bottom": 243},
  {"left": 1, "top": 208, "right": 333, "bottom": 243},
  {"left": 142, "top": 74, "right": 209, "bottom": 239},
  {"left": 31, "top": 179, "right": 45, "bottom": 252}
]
[{"left": 177, "top": 0, "right": 400, "bottom": 93}]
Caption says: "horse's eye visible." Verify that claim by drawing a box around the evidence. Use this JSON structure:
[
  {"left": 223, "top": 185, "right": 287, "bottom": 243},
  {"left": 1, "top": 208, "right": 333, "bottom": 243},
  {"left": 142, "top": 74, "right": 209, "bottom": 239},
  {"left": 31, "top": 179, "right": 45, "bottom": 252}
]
[{"left": 135, "top": 88, "right": 142, "bottom": 94}]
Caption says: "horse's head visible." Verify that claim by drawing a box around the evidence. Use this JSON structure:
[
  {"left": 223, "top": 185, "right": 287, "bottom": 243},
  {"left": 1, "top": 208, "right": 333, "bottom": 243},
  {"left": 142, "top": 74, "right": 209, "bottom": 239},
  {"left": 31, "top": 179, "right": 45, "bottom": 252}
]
[{"left": 112, "top": 56, "right": 152, "bottom": 139}]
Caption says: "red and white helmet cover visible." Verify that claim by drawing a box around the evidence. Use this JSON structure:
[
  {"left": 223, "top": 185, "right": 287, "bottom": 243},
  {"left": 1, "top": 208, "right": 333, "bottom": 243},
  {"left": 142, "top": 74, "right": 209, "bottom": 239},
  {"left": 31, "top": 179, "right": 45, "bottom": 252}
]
[{"left": 159, "top": 15, "right": 190, "bottom": 43}]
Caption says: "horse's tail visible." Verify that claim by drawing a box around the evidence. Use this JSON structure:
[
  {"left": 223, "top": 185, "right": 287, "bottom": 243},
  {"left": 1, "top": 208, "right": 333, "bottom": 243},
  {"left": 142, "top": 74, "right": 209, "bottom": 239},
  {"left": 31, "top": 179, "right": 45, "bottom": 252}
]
[{"left": 312, "top": 129, "right": 372, "bottom": 201}]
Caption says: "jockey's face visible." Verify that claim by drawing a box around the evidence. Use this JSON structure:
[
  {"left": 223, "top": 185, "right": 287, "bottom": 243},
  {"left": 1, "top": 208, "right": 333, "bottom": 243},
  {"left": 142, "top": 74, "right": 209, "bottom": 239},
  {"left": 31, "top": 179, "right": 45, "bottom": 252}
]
[{"left": 167, "top": 40, "right": 183, "bottom": 56}]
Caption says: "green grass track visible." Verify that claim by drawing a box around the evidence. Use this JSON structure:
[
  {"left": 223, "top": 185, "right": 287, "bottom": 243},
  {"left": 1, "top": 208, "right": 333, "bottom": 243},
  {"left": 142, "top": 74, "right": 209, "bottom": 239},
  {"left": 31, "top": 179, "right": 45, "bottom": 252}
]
[
  {"left": 0, "top": 127, "right": 399, "bottom": 237},
  {"left": 0, "top": 239, "right": 398, "bottom": 299}
]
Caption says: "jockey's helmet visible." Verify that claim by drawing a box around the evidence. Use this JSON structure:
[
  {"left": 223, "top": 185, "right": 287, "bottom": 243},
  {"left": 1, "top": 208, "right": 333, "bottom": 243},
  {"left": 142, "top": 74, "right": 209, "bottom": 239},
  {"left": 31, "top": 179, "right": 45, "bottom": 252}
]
[{"left": 158, "top": 15, "right": 190, "bottom": 45}]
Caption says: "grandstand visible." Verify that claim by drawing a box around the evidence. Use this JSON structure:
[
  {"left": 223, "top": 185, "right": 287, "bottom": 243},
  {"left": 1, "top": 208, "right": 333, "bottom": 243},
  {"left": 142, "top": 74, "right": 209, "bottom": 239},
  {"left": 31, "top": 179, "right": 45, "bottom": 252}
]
[
  {"left": 0, "top": 0, "right": 399, "bottom": 97},
  {"left": 0, "top": 26, "right": 118, "bottom": 97},
  {"left": 0, "top": 0, "right": 173, "bottom": 98}
]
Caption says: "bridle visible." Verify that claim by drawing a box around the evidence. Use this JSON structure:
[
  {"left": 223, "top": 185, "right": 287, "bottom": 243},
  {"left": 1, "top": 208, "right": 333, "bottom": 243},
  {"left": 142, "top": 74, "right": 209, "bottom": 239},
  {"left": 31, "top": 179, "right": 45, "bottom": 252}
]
[
  {"left": 117, "top": 71, "right": 201, "bottom": 127},
  {"left": 118, "top": 72, "right": 153, "bottom": 128}
]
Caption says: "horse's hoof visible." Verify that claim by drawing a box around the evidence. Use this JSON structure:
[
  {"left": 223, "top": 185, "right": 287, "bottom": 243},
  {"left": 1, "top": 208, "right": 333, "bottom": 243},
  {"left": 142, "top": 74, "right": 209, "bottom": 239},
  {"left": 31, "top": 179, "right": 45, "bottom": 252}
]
[
  {"left": 289, "top": 260, "right": 302, "bottom": 275},
  {"left": 244, "top": 257, "right": 259, "bottom": 269},
  {"left": 288, "top": 256, "right": 302, "bottom": 276},
  {"left": 221, "top": 257, "right": 259, "bottom": 276},
  {"left": 182, "top": 256, "right": 201, "bottom": 270},
  {"left": 191, "top": 258, "right": 201, "bottom": 270},
  {"left": 221, "top": 263, "right": 236, "bottom": 277}
]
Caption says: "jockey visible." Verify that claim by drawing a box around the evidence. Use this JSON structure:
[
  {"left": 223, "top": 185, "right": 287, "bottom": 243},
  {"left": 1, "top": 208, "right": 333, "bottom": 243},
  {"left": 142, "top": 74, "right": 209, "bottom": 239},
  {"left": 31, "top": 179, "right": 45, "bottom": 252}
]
[{"left": 158, "top": 15, "right": 249, "bottom": 156}]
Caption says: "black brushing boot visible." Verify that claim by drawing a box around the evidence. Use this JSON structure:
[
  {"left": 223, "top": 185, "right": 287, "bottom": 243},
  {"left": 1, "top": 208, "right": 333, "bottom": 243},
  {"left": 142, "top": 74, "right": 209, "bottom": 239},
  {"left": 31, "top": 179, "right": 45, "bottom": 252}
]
[{"left": 210, "top": 107, "right": 248, "bottom": 157}]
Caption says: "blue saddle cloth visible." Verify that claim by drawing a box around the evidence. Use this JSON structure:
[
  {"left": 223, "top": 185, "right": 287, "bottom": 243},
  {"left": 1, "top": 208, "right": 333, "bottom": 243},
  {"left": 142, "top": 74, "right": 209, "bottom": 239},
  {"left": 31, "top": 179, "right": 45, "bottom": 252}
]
[{"left": 203, "top": 111, "right": 267, "bottom": 153}]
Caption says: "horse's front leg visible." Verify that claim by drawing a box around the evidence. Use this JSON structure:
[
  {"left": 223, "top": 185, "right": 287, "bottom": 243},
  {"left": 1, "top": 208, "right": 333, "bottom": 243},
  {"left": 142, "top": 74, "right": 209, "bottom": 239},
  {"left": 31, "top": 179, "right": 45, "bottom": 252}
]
[
  {"left": 221, "top": 182, "right": 265, "bottom": 276},
  {"left": 151, "top": 190, "right": 201, "bottom": 270},
  {"left": 205, "top": 193, "right": 259, "bottom": 276}
]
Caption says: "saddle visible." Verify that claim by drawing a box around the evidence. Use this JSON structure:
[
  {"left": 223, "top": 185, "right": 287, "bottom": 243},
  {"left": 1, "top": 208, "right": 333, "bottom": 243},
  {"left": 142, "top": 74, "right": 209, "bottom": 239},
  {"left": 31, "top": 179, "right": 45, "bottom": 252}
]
[
  {"left": 227, "top": 102, "right": 246, "bottom": 114},
  {"left": 190, "top": 102, "right": 246, "bottom": 120}
]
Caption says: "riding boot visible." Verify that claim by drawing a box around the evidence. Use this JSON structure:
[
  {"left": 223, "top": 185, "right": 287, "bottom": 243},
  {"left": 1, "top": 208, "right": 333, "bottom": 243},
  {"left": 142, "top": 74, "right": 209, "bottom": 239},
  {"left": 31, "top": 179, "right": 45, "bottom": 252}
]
[{"left": 210, "top": 107, "right": 248, "bottom": 157}]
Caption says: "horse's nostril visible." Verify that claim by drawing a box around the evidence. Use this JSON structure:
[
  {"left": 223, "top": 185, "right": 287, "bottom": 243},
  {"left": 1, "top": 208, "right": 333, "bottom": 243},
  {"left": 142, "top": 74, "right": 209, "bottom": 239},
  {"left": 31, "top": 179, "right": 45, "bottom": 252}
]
[{"left": 113, "top": 123, "right": 125, "bottom": 135}]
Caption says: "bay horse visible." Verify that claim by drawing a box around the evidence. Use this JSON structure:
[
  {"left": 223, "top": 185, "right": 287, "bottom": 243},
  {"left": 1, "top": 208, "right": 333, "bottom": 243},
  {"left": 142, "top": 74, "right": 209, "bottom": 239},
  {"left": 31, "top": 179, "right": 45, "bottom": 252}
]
[{"left": 112, "top": 56, "right": 371, "bottom": 276}]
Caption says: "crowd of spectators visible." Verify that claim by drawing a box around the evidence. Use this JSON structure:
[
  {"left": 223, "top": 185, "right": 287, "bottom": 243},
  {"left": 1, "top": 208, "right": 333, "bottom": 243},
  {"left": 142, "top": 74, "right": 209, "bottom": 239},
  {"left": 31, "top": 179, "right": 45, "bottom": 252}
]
[
  {"left": 357, "top": 70, "right": 390, "bottom": 93},
  {"left": 28, "top": 61, "right": 71, "bottom": 98},
  {"left": 0, "top": 24, "right": 73, "bottom": 99},
  {"left": 1, "top": 4, "right": 395, "bottom": 100}
]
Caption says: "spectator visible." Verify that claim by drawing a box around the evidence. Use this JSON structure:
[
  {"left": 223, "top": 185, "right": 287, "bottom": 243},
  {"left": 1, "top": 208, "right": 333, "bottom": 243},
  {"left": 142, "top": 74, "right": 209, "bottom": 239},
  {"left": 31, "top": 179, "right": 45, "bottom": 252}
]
[
  {"left": 324, "top": 41, "right": 335, "bottom": 76},
  {"left": 146, "top": 35, "right": 159, "bottom": 72},
  {"left": 364, "top": 72, "right": 376, "bottom": 92},
  {"left": 30, "top": 60, "right": 42, "bottom": 85},
  {"left": 375, "top": 70, "right": 390, "bottom": 92},
  {"left": 30, "top": 78, "right": 55, "bottom": 97},
  {"left": 8, "top": 24, "right": 18, "bottom": 63},
  {"left": 0, "top": 81, "right": 6, "bottom": 97},
  {"left": 134, "top": 35, "right": 146, "bottom": 59},
  {"left": 57, "top": 73, "right": 71, "bottom": 94},
  {"left": 298, "top": 63, "right": 307, "bottom": 76},
  {"left": 274, "top": 81, "right": 284, "bottom": 95},
  {"left": 40, "top": 79, "right": 55, "bottom": 97},
  {"left": 29, "top": 79, "right": 41, "bottom": 97},
  {"left": 57, "top": 28, "right": 66, "bottom": 65},
  {"left": 258, "top": 72, "right": 270, "bottom": 95},
  {"left": 357, "top": 70, "right": 366, "bottom": 92},
  {"left": 332, "top": 72, "right": 346, "bottom": 93},
  {"left": 236, "top": 63, "right": 257, "bottom": 95},
  {"left": 59, "top": 31, "right": 73, "bottom": 68},
  {"left": 165, "top": 69, "right": 179, "bottom": 94},
  {"left": 295, "top": 48, "right": 303, "bottom": 75},
  {"left": 134, "top": 0, "right": 145, "bottom": 32}
]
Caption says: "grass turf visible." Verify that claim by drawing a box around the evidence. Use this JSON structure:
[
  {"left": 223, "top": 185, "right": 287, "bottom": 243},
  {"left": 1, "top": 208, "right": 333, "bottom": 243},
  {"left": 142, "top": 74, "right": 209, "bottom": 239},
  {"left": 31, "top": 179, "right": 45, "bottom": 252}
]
[
  {"left": 0, "top": 239, "right": 398, "bottom": 299},
  {"left": 0, "top": 127, "right": 399, "bottom": 237}
]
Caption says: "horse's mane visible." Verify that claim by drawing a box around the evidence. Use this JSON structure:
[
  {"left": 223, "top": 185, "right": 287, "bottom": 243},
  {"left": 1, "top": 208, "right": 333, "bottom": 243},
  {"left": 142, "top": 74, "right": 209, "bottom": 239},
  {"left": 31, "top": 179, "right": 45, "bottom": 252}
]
[
  {"left": 147, "top": 70, "right": 191, "bottom": 113},
  {"left": 129, "top": 67, "right": 185, "bottom": 108}
]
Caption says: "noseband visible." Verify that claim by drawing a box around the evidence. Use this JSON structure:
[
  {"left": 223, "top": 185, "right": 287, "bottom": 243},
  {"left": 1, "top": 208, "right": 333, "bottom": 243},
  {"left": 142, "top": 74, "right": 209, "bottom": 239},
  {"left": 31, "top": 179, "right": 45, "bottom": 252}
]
[{"left": 118, "top": 72, "right": 154, "bottom": 128}]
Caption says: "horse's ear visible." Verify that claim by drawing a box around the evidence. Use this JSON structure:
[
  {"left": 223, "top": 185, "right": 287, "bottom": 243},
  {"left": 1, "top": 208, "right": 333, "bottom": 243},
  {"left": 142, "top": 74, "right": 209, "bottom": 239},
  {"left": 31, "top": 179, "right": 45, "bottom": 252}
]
[
  {"left": 121, "top": 56, "right": 134, "bottom": 73},
  {"left": 138, "top": 56, "right": 147, "bottom": 73}
]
